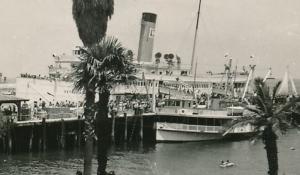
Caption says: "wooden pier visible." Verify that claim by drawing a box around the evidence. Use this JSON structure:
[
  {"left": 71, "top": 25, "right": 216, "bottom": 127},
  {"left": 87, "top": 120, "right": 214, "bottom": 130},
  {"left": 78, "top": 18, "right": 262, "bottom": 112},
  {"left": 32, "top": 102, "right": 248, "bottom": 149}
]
[{"left": 0, "top": 112, "right": 157, "bottom": 153}]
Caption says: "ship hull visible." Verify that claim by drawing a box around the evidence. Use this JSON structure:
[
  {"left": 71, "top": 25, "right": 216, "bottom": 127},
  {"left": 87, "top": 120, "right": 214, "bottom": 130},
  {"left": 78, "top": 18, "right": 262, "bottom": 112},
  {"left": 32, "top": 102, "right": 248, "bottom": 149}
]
[
  {"left": 156, "top": 129, "right": 223, "bottom": 142},
  {"left": 155, "top": 122, "right": 255, "bottom": 142}
]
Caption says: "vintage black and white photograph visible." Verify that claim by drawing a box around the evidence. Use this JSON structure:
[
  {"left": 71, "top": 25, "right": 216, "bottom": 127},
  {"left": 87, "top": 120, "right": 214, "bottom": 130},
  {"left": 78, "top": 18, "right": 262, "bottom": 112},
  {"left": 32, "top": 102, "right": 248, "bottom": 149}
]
[{"left": 0, "top": 0, "right": 300, "bottom": 174}]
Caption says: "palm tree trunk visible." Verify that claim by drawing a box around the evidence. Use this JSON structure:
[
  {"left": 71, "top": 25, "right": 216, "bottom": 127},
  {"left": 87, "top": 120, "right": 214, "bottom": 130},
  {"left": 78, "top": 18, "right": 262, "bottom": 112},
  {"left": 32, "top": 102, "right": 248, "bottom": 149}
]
[
  {"left": 263, "top": 124, "right": 278, "bottom": 175},
  {"left": 96, "top": 90, "right": 111, "bottom": 175},
  {"left": 84, "top": 90, "right": 95, "bottom": 175}
]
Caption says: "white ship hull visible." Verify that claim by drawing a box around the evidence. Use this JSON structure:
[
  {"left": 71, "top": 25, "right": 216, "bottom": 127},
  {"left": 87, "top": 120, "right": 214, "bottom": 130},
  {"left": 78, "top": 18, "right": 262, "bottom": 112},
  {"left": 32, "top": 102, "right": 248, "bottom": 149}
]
[
  {"left": 155, "top": 122, "right": 223, "bottom": 142},
  {"left": 156, "top": 129, "right": 223, "bottom": 142},
  {"left": 155, "top": 122, "right": 254, "bottom": 142}
]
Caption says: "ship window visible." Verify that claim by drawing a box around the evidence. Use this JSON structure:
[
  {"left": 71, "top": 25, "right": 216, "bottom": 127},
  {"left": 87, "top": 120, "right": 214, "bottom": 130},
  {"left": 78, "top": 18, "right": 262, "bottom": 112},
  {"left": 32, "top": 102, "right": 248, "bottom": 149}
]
[
  {"left": 197, "top": 118, "right": 205, "bottom": 125},
  {"left": 206, "top": 118, "right": 215, "bottom": 126},
  {"left": 181, "top": 117, "right": 188, "bottom": 125},
  {"left": 189, "top": 117, "right": 197, "bottom": 125},
  {"left": 215, "top": 120, "right": 222, "bottom": 126}
]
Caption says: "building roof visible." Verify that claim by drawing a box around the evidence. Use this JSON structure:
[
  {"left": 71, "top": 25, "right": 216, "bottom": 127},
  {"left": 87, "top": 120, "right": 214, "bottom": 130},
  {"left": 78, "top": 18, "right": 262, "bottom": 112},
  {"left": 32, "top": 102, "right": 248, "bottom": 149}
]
[{"left": 0, "top": 94, "right": 28, "bottom": 103}]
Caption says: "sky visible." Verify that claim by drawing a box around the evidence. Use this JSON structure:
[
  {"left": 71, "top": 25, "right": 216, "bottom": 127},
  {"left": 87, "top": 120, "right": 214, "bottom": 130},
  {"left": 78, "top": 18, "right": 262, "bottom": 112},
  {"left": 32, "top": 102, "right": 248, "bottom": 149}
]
[{"left": 1, "top": 0, "right": 300, "bottom": 78}]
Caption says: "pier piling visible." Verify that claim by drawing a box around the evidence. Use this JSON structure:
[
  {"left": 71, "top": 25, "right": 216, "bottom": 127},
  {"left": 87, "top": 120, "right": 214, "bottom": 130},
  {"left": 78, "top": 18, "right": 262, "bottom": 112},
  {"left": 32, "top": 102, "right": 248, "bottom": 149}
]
[
  {"left": 2, "top": 137, "right": 6, "bottom": 153},
  {"left": 111, "top": 112, "right": 115, "bottom": 143},
  {"left": 7, "top": 119, "right": 12, "bottom": 154},
  {"left": 38, "top": 137, "right": 42, "bottom": 151},
  {"left": 140, "top": 115, "right": 143, "bottom": 141},
  {"left": 28, "top": 125, "right": 34, "bottom": 152},
  {"left": 42, "top": 118, "right": 47, "bottom": 151},
  {"left": 77, "top": 116, "right": 82, "bottom": 147},
  {"left": 124, "top": 113, "right": 128, "bottom": 141},
  {"left": 60, "top": 119, "right": 65, "bottom": 149}
]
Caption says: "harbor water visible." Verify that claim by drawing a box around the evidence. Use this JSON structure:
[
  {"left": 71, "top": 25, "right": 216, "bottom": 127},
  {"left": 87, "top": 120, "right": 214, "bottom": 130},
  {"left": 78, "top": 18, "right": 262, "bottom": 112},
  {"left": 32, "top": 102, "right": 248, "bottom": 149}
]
[{"left": 0, "top": 130, "right": 299, "bottom": 175}]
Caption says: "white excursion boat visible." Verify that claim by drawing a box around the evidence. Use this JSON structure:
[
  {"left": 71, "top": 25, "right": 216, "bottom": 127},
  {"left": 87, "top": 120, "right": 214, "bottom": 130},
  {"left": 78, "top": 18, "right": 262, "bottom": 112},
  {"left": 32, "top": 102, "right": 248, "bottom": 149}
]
[{"left": 154, "top": 97, "right": 254, "bottom": 142}]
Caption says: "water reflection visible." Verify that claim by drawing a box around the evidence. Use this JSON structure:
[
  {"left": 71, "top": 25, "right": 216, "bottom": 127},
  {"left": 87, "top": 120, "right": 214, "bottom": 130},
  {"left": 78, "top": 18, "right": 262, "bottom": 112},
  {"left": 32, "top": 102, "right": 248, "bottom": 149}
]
[{"left": 0, "top": 130, "right": 299, "bottom": 175}]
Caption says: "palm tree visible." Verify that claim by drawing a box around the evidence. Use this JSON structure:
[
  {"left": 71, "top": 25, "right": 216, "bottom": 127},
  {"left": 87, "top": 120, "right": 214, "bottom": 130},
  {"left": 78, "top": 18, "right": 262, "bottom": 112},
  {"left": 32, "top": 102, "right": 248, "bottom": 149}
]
[
  {"left": 72, "top": 0, "right": 114, "bottom": 47},
  {"left": 164, "top": 53, "right": 174, "bottom": 73},
  {"left": 72, "top": 1, "right": 115, "bottom": 174},
  {"left": 72, "top": 52, "right": 97, "bottom": 175},
  {"left": 224, "top": 77, "right": 300, "bottom": 175},
  {"left": 176, "top": 55, "right": 181, "bottom": 68},
  {"left": 155, "top": 52, "right": 162, "bottom": 65},
  {"left": 74, "top": 37, "right": 135, "bottom": 175}
]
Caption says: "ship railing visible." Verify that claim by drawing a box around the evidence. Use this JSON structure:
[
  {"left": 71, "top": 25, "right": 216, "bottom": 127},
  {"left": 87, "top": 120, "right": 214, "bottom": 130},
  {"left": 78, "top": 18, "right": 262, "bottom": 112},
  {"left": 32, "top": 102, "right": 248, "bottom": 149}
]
[
  {"left": 158, "top": 122, "right": 224, "bottom": 133},
  {"left": 17, "top": 112, "right": 77, "bottom": 121},
  {"left": 156, "top": 107, "right": 228, "bottom": 117},
  {"left": 45, "top": 112, "right": 76, "bottom": 119},
  {"left": 159, "top": 86, "right": 194, "bottom": 99}
]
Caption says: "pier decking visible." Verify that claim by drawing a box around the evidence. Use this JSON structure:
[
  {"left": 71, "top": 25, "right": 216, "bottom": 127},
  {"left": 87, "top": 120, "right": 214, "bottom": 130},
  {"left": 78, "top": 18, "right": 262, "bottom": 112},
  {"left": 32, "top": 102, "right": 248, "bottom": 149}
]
[{"left": 0, "top": 110, "right": 158, "bottom": 154}]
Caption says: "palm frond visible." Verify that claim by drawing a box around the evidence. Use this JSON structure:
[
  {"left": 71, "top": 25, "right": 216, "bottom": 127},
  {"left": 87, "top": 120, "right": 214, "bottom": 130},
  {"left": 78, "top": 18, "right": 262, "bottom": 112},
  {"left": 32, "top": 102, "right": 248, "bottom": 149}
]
[
  {"left": 72, "top": 0, "right": 114, "bottom": 47},
  {"left": 223, "top": 115, "right": 257, "bottom": 136},
  {"left": 272, "top": 81, "right": 281, "bottom": 101},
  {"left": 241, "top": 103, "right": 264, "bottom": 116},
  {"left": 73, "top": 36, "right": 136, "bottom": 93},
  {"left": 274, "top": 97, "right": 300, "bottom": 114}
]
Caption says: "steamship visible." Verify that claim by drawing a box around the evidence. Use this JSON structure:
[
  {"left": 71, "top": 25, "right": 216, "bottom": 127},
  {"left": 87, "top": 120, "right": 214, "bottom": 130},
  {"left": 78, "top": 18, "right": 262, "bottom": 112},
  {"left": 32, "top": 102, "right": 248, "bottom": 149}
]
[{"left": 15, "top": 12, "right": 254, "bottom": 141}]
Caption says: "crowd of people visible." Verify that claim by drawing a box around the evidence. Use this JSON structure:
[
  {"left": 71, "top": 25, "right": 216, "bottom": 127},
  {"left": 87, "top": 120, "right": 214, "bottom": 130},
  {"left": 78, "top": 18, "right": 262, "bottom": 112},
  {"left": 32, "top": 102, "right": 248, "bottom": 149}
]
[
  {"left": 21, "top": 98, "right": 83, "bottom": 119},
  {"left": 20, "top": 73, "right": 71, "bottom": 81},
  {"left": 108, "top": 97, "right": 152, "bottom": 115},
  {"left": 20, "top": 73, "right": 50, "bottom": 80}
]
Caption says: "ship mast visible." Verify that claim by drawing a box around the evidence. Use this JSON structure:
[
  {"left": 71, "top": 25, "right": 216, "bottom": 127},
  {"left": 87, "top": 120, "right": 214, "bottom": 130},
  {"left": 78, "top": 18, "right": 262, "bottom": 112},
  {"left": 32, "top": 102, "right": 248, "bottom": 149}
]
[
  {"left": 190, "top": 0, "right": 202, "bottom": 73},
  {"left": 192, "top": 0, "right": 202, "bottom": 98}
]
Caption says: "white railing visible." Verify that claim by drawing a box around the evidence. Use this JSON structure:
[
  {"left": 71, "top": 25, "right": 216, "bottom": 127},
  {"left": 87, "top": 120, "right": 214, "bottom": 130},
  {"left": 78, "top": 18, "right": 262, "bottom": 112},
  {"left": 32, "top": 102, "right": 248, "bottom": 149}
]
[
  {"left": 156, "top": 107, "right": 228, "bottom": 117},
  {"left": 157, "top": 122, "right": 224, "bottom": 133}
]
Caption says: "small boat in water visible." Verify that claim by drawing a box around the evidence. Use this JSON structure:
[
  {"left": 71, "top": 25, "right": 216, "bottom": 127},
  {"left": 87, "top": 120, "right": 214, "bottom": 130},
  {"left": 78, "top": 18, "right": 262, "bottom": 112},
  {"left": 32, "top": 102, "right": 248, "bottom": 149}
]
[{"left": 219, "top": 161, "right": 235, "bottom": 168}]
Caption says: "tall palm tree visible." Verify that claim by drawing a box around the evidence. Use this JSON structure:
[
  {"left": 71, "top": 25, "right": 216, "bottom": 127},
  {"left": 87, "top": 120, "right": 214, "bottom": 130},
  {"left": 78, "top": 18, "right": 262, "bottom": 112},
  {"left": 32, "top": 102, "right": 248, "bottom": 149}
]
[
  {"left": 72, "top": 53, "right": 97, "bottom": 175},
  {"left": 224, "top": 77, "right": 300, "bottom": 175},
  {"left": 72, "top": 0, "right": 114, "bottom": 47},
  {"left": 176, "top": 55, "right": 181, "bottom": 68},
  {"left": 74, "top": 37, "right": 135, "bottom": 175},
  {"left": 72, "top": 1, "right": 115, "bottom": 174},
  {"left": 164, "top": 53, "right": 174, "bottom": 73},
  {"left": 155, "top": 52, "right": 161, "bottom": 65}
]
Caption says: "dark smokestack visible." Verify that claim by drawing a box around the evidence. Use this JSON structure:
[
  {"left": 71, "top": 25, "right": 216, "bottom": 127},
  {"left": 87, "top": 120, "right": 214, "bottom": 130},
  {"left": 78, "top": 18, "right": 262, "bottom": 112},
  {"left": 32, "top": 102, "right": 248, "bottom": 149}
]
[{"left": 137, "top": 12, "right": 157, "bottom": 63}]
